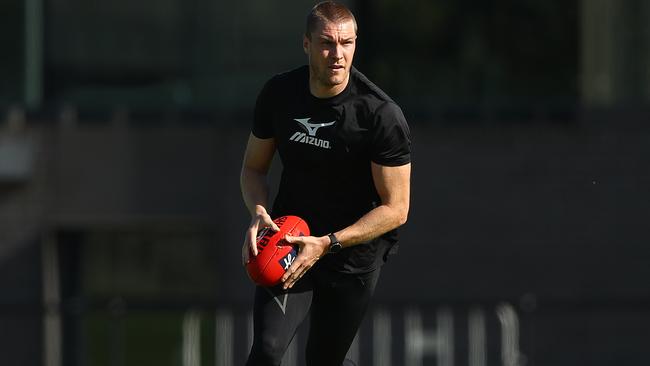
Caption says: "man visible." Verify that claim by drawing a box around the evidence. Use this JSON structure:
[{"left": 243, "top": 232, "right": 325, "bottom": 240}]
[{"left": 240, "top": 2, "right": 411, "bottom": 365}]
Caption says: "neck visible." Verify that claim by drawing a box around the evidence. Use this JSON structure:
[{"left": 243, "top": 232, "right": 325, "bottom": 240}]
[{"left": 309, "top": 72, "right": 350, "bottom": 99}]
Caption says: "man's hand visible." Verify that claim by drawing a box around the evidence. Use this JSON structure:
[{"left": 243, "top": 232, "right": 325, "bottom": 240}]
[
  {"left": 281, "top": 235, "right": 330, "bottom": 289},
  {"left": 242, "top": 205, "right": 280, "bottom": 266}
]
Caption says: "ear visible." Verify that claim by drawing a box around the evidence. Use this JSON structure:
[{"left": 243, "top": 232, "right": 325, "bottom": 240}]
[{"left": 302, "top": 34, "right": 310, "bottom": 55}]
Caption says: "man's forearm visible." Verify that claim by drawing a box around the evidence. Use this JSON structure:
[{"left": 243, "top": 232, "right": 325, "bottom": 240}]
[
  {"left": 333, "top": 203, "right": 408, "bottom": 247},
  {"left": 332, "top": 163, "right": 410, "bottom": 248}
]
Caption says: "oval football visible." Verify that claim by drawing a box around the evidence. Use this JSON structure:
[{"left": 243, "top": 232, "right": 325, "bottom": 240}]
[{"left": 246, "top": 215, "right": 310, "bottom": 287}]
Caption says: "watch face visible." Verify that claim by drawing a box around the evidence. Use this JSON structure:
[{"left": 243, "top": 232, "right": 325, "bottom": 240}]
[
  {"left": 328, "top": 233, "right": 342, "bottom": 253},
  {"left": 330, "top": 242, "right": 342, "bottom": 253}
]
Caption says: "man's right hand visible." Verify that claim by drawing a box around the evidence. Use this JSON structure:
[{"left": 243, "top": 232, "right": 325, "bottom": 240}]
[{"left": 242, "top": 205, "right": 280, "bottom": 266}]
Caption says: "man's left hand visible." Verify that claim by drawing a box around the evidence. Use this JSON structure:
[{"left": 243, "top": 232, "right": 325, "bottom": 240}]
[{"left": 281, "top": 235, "right": 330, "bottom": 289}]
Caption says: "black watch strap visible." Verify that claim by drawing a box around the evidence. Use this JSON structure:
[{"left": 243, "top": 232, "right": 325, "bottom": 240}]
[{"left": 327, "top": 233, "right": 343, "bottom": 253}]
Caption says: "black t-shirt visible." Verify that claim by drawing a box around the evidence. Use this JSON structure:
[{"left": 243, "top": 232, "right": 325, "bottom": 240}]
[{"left": 252, "top": 65, "right": 411, "bottom": 273}]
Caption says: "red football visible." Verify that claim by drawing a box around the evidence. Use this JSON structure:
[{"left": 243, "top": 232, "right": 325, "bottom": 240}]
[{"left": 246, "top": 215, "right": 310, "bottom": 287}]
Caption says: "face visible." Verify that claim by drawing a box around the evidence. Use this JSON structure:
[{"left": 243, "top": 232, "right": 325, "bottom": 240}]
[{"left": 303, "top": 19, "right": 357, "bottom": 97}]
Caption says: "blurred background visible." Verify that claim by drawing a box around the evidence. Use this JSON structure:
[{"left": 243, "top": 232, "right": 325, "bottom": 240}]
[{"left": 1, "top": 0, "right": 650, "bottom": 365}]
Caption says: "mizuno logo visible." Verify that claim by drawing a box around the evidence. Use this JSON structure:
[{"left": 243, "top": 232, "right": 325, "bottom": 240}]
[
  {"left": 294, "top": 118, "right": 335, "bottom": 136},
  {"left": 289, "top": 132, "right": 331, "bottom": 149},
  {"left": 289, "top": 117, "right": 335, "bottom": 149}
]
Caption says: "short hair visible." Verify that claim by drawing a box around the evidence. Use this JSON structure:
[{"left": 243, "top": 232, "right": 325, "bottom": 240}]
[{"left": 305, "top": 1, "right": 358, "bottom": 39}]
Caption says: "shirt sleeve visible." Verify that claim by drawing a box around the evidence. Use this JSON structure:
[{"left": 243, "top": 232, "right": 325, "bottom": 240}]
[
  {"left": 370, "top": 101, "right": 412, "bottom": 166},
  {"left": 251, "top": 78, "right": 276, "bottom": 139}
]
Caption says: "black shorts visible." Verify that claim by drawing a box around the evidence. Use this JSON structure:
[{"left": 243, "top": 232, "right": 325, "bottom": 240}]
[{"left": 246, "top": 264, "right": 381, "bottom": 366}]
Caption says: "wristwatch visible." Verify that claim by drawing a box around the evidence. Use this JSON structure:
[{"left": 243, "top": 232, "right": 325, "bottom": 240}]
[{"left": 327, "top": 233, "right": 343, "bottom": 254}]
